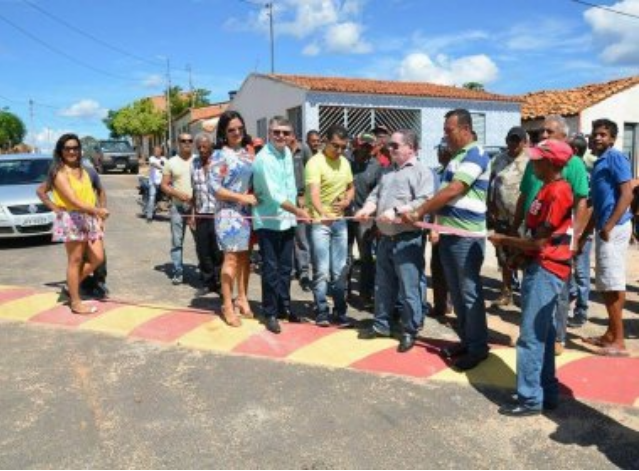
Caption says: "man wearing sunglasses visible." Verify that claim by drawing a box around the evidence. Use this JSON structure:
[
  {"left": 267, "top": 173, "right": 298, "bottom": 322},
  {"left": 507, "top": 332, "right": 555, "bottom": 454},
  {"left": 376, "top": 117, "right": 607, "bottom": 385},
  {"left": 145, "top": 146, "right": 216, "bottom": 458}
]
[
  {"left": 355, "top": 129, "right": 434, "bottom": 352},
  {"left": 305, "top": 124, "right": 354, "bottom": 327},
  {"left": 161, "top": 133, "right": 195, "bottom": 285}
]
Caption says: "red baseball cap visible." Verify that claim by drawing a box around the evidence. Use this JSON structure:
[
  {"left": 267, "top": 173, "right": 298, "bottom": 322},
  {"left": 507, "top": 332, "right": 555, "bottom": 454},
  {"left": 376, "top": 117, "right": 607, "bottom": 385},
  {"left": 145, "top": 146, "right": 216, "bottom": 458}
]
[{"left": 528, "top": 139, "right": 573, "bottom": 167}]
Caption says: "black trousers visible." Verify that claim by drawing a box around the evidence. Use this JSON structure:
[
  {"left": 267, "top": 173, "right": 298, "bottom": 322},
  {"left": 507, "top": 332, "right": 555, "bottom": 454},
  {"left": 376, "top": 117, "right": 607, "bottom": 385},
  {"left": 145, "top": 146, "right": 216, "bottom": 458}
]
[
  {"left": 430, "top": 242, "right": 449, "bottom": 314},
  {"left": 257, "top": 228, "right": 295, "bottom": 319},
  {"left": 194, "top": 216, "right": 224, "bottom": 288}
]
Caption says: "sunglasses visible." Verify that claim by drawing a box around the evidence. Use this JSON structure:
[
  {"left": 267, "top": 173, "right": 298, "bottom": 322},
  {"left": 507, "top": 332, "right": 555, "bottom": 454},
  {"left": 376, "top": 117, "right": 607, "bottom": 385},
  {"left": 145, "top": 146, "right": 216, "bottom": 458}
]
[
  {"left": 329, "top": 142, "right": 347, "bottom": 151},
  {"left": 63, "top": 146, "right": 80, "bottom": 152},
  {"left": 227, "top": 126, "right": 244, "bottom": 134},
  {"left": 180, "top": 138, "right": 193, "bottom": 143},
  {"left": 272, "top": 129, "right": 292, "bottom": 137}
]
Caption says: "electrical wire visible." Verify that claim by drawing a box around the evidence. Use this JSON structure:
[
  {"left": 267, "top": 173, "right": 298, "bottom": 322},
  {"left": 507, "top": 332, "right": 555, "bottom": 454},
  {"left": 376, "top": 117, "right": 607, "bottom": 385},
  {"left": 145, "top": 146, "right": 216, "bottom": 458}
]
[
  {"left": 20, "top": 0, "right": 163, "bottom": 67},
  {"left": 570, "top": 0, "right": 639, "bottom": 20},
  {"left": 0, "top": 12, "right": 138, "bottom": 82}
]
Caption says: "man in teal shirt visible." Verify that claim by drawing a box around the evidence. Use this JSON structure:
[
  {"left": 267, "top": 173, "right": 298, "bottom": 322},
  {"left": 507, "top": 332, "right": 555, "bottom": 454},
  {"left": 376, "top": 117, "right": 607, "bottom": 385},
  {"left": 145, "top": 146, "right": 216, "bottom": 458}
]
[
  {"left": 512, "top": 115, "right": 589, "bottom": 356},
  {"left": 252, "top": 116, "right": 310, "bottom": 334}
]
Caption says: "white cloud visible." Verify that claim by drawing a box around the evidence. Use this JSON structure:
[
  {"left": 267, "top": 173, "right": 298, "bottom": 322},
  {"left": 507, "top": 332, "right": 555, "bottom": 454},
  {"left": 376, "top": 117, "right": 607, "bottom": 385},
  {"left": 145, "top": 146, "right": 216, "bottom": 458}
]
[
  {"left": 59, "top": 99, "right": 108, "bottom": 120},
  {"left": 142, "top": 74, "right": 164, "bottom": 88},
  {"left": 302, "top": 42, "right": 321, "bottom": 56},
  {"left": 226, "top": 0, "right": 373, "bottom": 56},
  {"left": 324, "top": 22, "right": 371, "bottom": 53},
  {"left": 398, "top": 53, "right": 499, "bottom": 86},
  {"left": 26, "top": 127, "right": 67, "bottom": 153},
  {"left": 584, "top": 0, "right": 639, "bottom": 64}
]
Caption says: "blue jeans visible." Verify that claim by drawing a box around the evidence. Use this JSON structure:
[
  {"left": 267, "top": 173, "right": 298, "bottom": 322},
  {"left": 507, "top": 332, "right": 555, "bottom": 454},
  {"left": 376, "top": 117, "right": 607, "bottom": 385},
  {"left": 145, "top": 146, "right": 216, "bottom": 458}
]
[
  {"left": 517, "top": 261, "right": 562, "bottom": 409},
  {"left": 258, "top": 228, "right": 295, "bottom": 319},
  {"left": 439, "top": 235, "right": 488, "bottom": 355},
  {"left": 374, "top": 232, "right": 425, "bottom": 336},
  {"left": 294, "top": 222, "right": 311, "bottom": 279},
  {"left": 145, "top": 182, "right": 159, "bottom": 220},
  {"left": 170, "top": 204, "right": 192, "bottom": 276},
  {"left": 310, "top": 220, "right": 348, "bottom": 317},
  {"left": 570, "top": 237, "right": 592, "bottom": 321}
]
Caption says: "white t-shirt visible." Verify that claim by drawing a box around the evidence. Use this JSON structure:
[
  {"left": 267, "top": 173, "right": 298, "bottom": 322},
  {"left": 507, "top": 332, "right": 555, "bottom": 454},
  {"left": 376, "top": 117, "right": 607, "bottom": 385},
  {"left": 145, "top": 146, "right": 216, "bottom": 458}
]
[
  {"left": 163, "top": 155, "right": 194, "bottom": 204},
  {"left": 149, "top": 155, "right": 167, "bottom": 185}
]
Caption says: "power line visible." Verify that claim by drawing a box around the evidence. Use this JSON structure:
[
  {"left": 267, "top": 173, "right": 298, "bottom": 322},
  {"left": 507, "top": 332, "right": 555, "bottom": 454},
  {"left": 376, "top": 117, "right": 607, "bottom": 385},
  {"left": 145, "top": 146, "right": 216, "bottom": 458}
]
[
  {"left": 20, "top": 0, "right": 163, "bottom": 67},
  {"left": 0, "top": 93, "right": 59, "bottom": 110},
  {"left": 570, "top": 0, "right": 639, "bottom": 20},
  {"left": 0, "top": 12, "right": 138, "bottom": 82}
]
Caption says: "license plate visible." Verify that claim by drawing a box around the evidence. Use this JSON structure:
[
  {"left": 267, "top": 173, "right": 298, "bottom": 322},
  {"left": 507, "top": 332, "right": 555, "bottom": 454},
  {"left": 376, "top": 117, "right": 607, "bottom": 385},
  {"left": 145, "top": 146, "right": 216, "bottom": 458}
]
[
  {"left": 117, "top": 163, "right": 126, "bottom": 168},
  {"left": 22, "top": 215, "right": 50, "bottom": 227}
]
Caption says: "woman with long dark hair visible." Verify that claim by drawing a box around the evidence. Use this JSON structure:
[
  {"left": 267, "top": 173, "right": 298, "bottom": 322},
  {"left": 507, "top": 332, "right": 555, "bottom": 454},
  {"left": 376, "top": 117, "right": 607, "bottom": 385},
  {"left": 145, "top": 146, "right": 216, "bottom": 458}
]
[
  {"left": 209, "top": 111, "right": 256, "bottom": 327},
  {"left": 48, "top": 133, "right": 109, "bottom": 314}
]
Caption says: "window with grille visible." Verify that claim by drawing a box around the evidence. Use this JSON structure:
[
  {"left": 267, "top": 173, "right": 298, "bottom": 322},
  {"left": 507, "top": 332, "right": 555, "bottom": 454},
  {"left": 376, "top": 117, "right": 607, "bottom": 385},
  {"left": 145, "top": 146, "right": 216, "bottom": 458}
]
[
  {"left": 623, "top": 123, "right": 637, "bottom": 174},
  {"left": 287, "top": 106, "right": 303, "bottom": 138},
  {"left": 256, "top": 118, "right": 267, "bottom": 139},
  {"left": 470, "top": 113, "right": 486, "bottom": 145},
  {"left": 318, "top": 106, "right": 421, "bottom": 138}
]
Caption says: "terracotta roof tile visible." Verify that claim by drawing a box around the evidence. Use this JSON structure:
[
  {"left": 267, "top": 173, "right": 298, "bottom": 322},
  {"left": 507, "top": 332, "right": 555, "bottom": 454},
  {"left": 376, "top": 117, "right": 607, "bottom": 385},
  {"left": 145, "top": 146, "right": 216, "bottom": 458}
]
[
  {"left": 522, "top": 75, "right": 639, "bottom": 120},
  {"left": 265, "top": 74, "right": 520, "bottom": 103},
  {"left": 190, "top": 103, "right": 228, "bottom": 123}
]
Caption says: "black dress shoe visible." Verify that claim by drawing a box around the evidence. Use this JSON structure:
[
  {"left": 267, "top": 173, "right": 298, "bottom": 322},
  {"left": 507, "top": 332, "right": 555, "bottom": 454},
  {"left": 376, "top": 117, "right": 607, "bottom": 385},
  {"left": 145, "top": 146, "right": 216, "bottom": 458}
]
[
  {"left": 439, "top": 343, "right": 467, "bottom": 359},
  {"left": 265, "top": 317, "right": 281, "bottom": 334},
  {"left": 453, "top": 351, "right": 488, "bottom": 371},
  {"left": 287, "top": 312, "right": 302, "bottom": 323},
  {"left": 359, "top": 327, "right": 390, "bottom": 340},
  {"left": 398, "top": 334, "right": 416, "bottom": 353},
  {"left": 498, "top": 403, "right": 542, "bottom": 417}
]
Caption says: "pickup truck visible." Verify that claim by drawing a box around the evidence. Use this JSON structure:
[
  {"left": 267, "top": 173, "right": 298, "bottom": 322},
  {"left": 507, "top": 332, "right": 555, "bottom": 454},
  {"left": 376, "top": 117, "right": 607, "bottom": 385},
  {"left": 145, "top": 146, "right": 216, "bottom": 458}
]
[{"left": 93, "top": 140, "right": 139, "bottom": 174}]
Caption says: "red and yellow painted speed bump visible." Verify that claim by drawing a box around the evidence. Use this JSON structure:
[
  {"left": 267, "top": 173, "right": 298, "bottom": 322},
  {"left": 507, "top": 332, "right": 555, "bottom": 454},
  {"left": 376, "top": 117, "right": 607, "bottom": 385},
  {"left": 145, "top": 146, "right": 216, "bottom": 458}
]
[{"left": 0, "top": 285, "right": 637, "bottom": 408}]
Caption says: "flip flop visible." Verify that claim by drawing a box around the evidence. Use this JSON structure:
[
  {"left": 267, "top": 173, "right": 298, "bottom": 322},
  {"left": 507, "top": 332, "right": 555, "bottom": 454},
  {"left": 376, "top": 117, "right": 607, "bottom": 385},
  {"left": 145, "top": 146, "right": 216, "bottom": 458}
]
[
  {"left": 582, "top": 336, "right": 605, "bottom": 347},
  {"left": 599, "top": 346, "right": 630, "bottom": 357},
  {"left": 70, "top": 302, "right": 98, "bottom": 315}
]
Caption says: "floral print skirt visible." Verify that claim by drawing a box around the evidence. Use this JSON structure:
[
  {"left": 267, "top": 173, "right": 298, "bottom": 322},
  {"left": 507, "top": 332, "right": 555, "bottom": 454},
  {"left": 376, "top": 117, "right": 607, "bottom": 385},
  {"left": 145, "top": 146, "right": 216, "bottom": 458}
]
[
  {"left": 215, "top": 206, "right": 251, "bottom": 252},
  {"left": 52, "top": 210, "right": 104, "bottom": 243}
]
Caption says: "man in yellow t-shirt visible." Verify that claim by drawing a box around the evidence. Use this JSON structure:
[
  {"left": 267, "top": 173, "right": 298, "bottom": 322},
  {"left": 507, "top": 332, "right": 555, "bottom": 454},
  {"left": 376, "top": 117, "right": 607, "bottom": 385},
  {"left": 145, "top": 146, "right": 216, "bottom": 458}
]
[{"left": 304, "top": 124, "right": 354, "bottom": 327}]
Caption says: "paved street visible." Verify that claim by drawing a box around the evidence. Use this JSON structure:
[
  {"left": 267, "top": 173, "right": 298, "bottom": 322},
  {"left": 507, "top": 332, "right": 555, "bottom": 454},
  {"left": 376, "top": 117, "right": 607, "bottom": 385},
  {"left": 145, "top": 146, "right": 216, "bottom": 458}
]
[{"left": 0, "top": 172, "right": 638, "bottom": 469}]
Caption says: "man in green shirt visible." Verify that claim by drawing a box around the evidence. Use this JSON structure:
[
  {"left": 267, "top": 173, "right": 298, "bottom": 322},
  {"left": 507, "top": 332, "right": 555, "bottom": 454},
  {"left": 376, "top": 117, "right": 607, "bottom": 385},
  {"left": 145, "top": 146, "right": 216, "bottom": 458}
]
[{"left": 512, "top": 115, "right": 589, "bottom": 356}]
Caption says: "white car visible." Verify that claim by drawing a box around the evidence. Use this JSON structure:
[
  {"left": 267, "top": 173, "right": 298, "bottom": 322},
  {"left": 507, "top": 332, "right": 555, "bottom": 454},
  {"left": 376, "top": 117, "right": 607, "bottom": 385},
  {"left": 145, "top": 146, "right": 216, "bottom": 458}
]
[{"left": 0, "top": 153, "right": 55, "bottom": 239}]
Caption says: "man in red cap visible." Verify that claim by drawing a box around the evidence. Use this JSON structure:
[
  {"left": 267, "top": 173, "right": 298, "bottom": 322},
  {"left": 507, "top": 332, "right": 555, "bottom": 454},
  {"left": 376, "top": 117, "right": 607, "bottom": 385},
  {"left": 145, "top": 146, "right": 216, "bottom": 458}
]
[{"left": 489, "top": 139, "right": 574, "bottom": 417}]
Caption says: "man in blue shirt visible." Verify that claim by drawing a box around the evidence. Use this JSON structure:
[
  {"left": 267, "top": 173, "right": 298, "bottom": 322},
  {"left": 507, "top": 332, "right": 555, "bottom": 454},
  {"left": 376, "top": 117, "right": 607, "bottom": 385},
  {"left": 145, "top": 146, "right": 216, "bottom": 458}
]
[
  {"left": 253, "top": 116, "right": 311, "bottom": 334},
  {"left": 579, "top": 118, "right": 634, "bottom": 356}
]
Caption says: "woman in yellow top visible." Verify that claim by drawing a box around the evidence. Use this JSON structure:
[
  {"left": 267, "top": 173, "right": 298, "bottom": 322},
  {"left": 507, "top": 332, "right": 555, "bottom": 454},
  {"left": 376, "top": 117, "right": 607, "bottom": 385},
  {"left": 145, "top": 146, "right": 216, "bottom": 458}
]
[{"left": 48, "top": 133, "right": 109, "bottom": 314}]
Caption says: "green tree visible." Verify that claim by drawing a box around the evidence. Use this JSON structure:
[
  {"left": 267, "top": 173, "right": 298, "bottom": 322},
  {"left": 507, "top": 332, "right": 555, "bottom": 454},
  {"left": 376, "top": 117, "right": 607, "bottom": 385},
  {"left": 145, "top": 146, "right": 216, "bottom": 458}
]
[
  {"left": 80, "top": 135, "right": 99, "bottom": 159},
  {"left": 168, "top": 86, "right": 211, "bottom": 118},
  {"left": 105, "top": 98, "right": 166, "bottom": 140},
  {"left": 0, "top": 110, "right": 27, "bottom": 151},
  {"left": 463, "top": 82, "right": 485, "bottom": 91}
]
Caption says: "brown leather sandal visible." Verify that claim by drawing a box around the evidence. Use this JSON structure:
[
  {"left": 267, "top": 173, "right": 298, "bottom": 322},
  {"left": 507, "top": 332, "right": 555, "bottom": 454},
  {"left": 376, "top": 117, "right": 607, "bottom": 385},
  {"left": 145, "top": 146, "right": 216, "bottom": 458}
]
[{"left": 221, "top": 305, "right": 242, "bottom": 327}]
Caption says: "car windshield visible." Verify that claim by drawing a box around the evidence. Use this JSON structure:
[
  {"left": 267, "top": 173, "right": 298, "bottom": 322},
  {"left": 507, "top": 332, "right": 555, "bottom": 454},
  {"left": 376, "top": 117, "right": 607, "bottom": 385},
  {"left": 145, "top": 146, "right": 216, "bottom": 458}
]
[
  {"left": 101, "top": 141, "right": 133, "bottom": 153},
  {"left": 0, "top": 159, "right": 52, "bottom": 185}
]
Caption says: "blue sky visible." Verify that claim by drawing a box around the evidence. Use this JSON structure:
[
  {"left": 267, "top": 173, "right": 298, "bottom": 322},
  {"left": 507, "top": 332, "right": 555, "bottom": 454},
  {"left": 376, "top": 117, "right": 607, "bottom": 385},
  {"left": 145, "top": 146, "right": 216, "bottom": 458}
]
[{"left": 1, "top": 0, "right": 639, "bottom": 151}]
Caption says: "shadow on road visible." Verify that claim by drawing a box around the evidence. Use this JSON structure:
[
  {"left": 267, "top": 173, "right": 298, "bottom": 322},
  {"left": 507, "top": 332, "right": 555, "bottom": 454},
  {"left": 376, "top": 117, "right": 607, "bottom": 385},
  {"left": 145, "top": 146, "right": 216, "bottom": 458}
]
[{"left": 468, "top": 354, "right": 639, "bottom": 469}]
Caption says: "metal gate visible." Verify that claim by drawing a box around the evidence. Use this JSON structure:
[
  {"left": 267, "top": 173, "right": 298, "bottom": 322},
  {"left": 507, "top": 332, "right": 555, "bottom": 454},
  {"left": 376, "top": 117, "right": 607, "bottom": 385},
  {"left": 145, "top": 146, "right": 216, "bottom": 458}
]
[{"left": 319, "top": 106, "right": 421, "bottom": 138}]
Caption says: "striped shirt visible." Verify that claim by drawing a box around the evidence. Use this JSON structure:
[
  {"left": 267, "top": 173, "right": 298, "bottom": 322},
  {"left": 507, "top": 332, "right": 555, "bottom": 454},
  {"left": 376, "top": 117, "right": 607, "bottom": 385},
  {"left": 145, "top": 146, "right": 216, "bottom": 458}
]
[
  {"left": 437, "top": 143, "right": 490, "bottom": 235},
  {"left": 191, "top": 156, "right": 216, "bottom": 214}
]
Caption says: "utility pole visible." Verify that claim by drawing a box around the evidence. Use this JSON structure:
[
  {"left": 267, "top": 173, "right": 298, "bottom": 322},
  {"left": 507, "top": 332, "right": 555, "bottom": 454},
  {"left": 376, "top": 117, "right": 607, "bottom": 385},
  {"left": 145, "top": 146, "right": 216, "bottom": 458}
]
[
  {"left": 165, "top": 57, "right": 173, "bottom": 153},
  {"left": 186, "top": 63, "right": 194, "bottom": 110},
  {"left": 266, "top": 2, "right": 274, "bottom": 74},
  {"left": 28, "top": 99, "right": 35, "bottom": 152}
]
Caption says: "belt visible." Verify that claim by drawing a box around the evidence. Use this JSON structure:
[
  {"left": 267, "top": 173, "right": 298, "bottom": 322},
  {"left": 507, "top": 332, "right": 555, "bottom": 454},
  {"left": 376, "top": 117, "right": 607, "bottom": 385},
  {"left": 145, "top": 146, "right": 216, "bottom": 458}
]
[{"left": 381, "top": 230, "right": 422, "bottom": 241}]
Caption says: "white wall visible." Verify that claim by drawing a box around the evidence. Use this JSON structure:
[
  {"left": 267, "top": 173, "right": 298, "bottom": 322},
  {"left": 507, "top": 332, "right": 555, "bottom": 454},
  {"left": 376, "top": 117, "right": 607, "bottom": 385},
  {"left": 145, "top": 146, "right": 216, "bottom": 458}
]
[
  {"left": 230, "top": 75, "right": 307, "bottom": 138},
  {"left": 581, "top": 84, "right": 639, "bottom": 146},
  {"left": 306, "top": 92, "right": 520, "bottom": 167}
]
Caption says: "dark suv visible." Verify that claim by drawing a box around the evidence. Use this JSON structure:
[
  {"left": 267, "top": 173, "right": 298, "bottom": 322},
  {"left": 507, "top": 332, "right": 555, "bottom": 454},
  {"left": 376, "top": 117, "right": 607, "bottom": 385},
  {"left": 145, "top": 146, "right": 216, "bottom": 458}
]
[{"left": 93, "top": 140, "right": 139, "bottom": 174}]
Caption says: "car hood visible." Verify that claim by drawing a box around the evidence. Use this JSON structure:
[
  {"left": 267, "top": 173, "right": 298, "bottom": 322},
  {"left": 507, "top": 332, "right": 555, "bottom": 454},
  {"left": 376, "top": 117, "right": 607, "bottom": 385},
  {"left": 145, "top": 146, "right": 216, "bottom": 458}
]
[{"left": 0, "top": 184, "right": 43, "bottom": 206}]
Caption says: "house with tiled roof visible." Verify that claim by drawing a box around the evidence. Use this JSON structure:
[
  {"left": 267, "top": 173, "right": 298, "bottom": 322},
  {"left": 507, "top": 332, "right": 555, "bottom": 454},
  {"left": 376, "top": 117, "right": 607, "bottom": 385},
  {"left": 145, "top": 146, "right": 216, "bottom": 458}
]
[
  {"left": 173, "top": 102, "right": 229, "bottom": 136},
  {"left": 230, "top": 73, "right": 521, "bottom": 165},
  {"left": 521, "top": 76, "right": 639, "bottom": 173}
]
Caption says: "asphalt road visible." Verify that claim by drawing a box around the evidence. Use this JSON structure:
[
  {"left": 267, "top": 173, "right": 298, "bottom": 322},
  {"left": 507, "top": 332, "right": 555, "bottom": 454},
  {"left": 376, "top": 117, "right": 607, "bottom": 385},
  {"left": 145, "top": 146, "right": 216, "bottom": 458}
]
[{"left": 0, "top": 172, "right": 638, "bottom": 469}]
